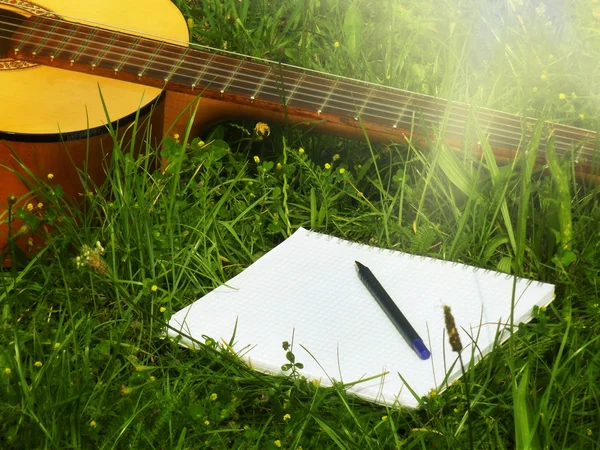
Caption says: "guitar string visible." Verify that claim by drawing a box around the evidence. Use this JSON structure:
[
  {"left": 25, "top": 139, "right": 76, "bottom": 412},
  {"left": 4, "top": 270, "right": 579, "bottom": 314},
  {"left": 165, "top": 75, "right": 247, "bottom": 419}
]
[
  {"left": 0, "top": 14, "right": 566, "bottom": 135},
  {"left": 1, "top": 17, "right": 595, "bottom": 158},
  {"left": 1, "top": 16, "right": 595, "bottom": 157},
  {"left": 1, "top": 11, "right": 596, "bottom": 145},
  {"left": 0, "top": 20, "right": 539, "bottom": 147},
  {"left": 1, "top": 15, "right": 593, "bottom": 147},
  {"left": 0, "top": 16, "right": 520, "bottom": 129},
  {"left": 26, "top": 7, "right": 600, "bottom": 142}
]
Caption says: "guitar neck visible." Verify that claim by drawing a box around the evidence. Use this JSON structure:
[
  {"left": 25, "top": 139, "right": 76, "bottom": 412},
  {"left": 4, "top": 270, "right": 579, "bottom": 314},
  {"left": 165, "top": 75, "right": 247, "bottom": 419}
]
[{"left": 3, "top": 12, "right": 598, "bottom": 169}]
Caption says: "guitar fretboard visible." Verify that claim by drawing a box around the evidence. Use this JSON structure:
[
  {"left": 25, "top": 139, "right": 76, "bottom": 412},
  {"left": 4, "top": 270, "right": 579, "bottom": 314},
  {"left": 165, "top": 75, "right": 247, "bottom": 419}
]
[{"left": 1, "top": 11, "right": 597, "bottom": 166}]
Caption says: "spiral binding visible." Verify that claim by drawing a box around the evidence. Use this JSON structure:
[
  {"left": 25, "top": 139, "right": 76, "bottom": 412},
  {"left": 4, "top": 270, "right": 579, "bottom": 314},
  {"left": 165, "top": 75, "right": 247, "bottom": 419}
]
[{"left": 302, "top": 227, "right": 545, "bottom": 286}]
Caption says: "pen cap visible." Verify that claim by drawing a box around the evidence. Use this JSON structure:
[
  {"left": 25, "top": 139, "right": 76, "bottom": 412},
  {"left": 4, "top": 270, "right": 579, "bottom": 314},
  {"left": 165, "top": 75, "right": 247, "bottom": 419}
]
[{"left": 411, "top": 339, "right": 431, "bottom": 360}]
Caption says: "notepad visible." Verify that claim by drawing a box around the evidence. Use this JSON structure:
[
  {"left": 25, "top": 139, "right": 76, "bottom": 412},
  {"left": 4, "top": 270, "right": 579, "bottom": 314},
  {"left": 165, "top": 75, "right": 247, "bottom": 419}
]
[{"left": 168, "top": 227, "right": 555, "bottom": 408}]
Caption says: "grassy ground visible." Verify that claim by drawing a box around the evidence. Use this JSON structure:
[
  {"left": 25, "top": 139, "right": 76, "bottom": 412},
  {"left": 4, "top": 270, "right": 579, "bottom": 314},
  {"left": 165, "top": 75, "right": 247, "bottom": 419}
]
[{"left": 2, "top": 0, "right": 600, "bottom": 448}]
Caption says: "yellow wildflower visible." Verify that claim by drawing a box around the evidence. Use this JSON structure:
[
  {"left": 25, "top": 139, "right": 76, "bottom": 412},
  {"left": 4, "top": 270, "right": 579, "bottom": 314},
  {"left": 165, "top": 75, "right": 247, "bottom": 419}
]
[
  {"left": 276, "top": 163, "right": 282, "bottom": 169},
  {"left": 274, "top": 440, "right": 282, "bottom": 448},
  {"left": 47, "top": 173, "right": 54, "bottom": 180},
  {"left": 579, "top": 113, "right": 585, "bottom": 120},
  {"left": 339, "top": 168, "right": 345, "bottom": 174},
  {"left": 90, "top": 420, "right": 97, "bottom": 428},
  {"left": 298, "top": 147, "right": 305, "bottom": 154},
  {"left": 34, "top": 361, "right": 42, "bottom": 368},
  {"left": 254, "top": 122, "right": 270, "bottom": 136},
  {"left": 283, "top": 413, "right": 291, "bottom": 421},
  {"left": 54, "top": 343, "right": 61, "bottom": 350},
  {"left": 37, "top": 202, "right": 43, "bottom": 209},
  {"left": 173, "top": 133, "right": 180, "bottom": 141},
  {"left": 151, "top": 285, "right": 158, "bottom": 292},
  {"left": 559, "top": 93, "right": 566, "bottom": 100},
  {"left": 210, "top": 393, "right": 218, "bottom": 401},
  {"left": 26, "top": 203, "right": 33, "bottom": 211},
  {"left": 120, "top": 385, "right": 130, "bottom": 396},
  {"left": 159, "top": 307, "right": 166, "bottom": 313},
  {"left": 324, "top": 163, "right": 331, "bottom": 170},
  {"left": 149, "top": 376, "right": 156, "bottom": 382},
  {"left": 382, "top": 415, "right": 388, "bottom": 421},
  {"left": 27, "top": 237, "right": 34, "bottom": 246},
  {"left": 254, "top": 155, "right": 260, "bottom": 163},
  {"left": 334, "top": 41, "right": 340, "bottom": 48},
  {"left": 204, "top": 420, "right": 210, "bottom": 426},
  {"left": 17, "top": 225, "right": 29, "bottom": 236}
]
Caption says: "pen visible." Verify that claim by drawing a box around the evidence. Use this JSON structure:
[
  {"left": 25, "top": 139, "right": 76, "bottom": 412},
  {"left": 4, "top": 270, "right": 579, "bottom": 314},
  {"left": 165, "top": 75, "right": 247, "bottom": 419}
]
[{"left": 355, "top": 261, "right": 431, "bottom": 360}]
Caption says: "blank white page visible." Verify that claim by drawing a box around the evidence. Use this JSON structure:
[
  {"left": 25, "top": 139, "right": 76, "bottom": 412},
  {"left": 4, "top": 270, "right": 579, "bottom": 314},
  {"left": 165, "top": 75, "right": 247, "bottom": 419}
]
[{"left": 168, "top": 227, "right": 554, "bottom": 408}]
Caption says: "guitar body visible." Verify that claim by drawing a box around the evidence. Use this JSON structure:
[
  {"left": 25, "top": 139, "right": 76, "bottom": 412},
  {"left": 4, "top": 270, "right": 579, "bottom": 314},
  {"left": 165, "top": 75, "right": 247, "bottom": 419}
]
[{"left": 0, "top": 0, "right": 190, "bottom": 264}]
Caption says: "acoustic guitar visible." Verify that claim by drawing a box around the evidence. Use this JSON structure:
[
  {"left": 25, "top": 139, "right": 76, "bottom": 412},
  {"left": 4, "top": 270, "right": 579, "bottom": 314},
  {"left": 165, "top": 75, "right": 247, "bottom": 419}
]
[{"left": 0, "top": 0, "right": 597, "bottom": 265}]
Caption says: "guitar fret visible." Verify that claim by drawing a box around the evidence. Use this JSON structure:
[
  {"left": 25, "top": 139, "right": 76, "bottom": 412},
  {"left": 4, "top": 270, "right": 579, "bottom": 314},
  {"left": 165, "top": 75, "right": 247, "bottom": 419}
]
[
  {"left": 92, "top": 33, "right": 118, "bottom": 68},
  {"left": 285, "top": 72, "right": 305, "bottom": 105},
  {"left": 32, "top": 21, "right": 59, "bottom": 56},
  {"left": 164, "top": 47, "right": 189, "bottom": 82},
  {"left": 192, "top": 54, "right": 215, "bottom": 89},
  {"left": 70, "top": 29, "right": 97, "bottom": 65},
  {"left": 318, "top": 79, "right": 339, "bottom": 115},
  {"left": 50, "top": 23, "right": 78, "bottom": 60},
  {"left": 220, "top": 59, "right": 245, "bottom": 94},
  {"left": 114, "top": 36, "right": 140, "bottom": 72},
  {"left": 251, "top": 66, "right": 272, "bottom": 101},
  {"left": 354, "top": 87, "right": 374, "bottom": 120},
  {"left": 393, "top": 93, "right": 416, "bottom": 129},
  {"left": 14, "top": 16, "right": 43, "bottom": 55},
  {"left": 138, "top": 42, "right": 164, "bottom": 78}
]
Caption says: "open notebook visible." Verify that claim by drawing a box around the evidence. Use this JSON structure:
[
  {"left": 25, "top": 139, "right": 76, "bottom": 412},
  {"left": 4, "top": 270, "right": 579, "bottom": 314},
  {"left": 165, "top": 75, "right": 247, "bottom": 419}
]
[{"left": 168, "top": 227, "right": 555, "bottom": 408}]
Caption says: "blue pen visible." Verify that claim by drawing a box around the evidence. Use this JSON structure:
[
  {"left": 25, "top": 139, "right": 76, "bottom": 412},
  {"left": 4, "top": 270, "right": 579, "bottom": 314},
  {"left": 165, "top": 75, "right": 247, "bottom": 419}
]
[{"left": 355, "top": 261, "right": 430, "bottom": 360}]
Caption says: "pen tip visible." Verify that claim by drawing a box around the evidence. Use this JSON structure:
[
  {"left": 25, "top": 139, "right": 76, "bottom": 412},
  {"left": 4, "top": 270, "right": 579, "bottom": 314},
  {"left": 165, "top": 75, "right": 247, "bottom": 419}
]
[{"left": 355, "top": 260, "right": 364, "bottom": 269}]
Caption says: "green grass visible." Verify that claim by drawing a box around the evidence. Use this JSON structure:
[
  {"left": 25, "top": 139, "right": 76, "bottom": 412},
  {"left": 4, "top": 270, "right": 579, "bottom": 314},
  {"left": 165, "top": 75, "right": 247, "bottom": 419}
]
[{"left": 2, "top": 0, "right": 600, "bottom": 448}]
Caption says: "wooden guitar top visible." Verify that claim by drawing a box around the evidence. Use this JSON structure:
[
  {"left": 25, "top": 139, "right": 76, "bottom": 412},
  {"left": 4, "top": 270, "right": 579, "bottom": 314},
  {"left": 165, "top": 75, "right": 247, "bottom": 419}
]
[{"left": 0, "top": 0, "right": 188, "bottom": 135}]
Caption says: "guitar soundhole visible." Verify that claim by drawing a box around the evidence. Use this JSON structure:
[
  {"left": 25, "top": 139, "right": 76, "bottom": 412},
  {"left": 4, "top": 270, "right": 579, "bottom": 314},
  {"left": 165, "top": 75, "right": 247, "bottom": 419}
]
[{"left": 0, "top": 9, "right": 27, "bottom": 61}]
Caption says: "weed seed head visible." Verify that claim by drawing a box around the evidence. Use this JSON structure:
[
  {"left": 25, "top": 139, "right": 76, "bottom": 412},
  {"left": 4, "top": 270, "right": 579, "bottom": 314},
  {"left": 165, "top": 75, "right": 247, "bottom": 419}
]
[
  {"left": 76, "top": 241, "right": 109, "bottom": 276},
  {"left": 443, "top": 305, "right": 463, "bottom": 353}
]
